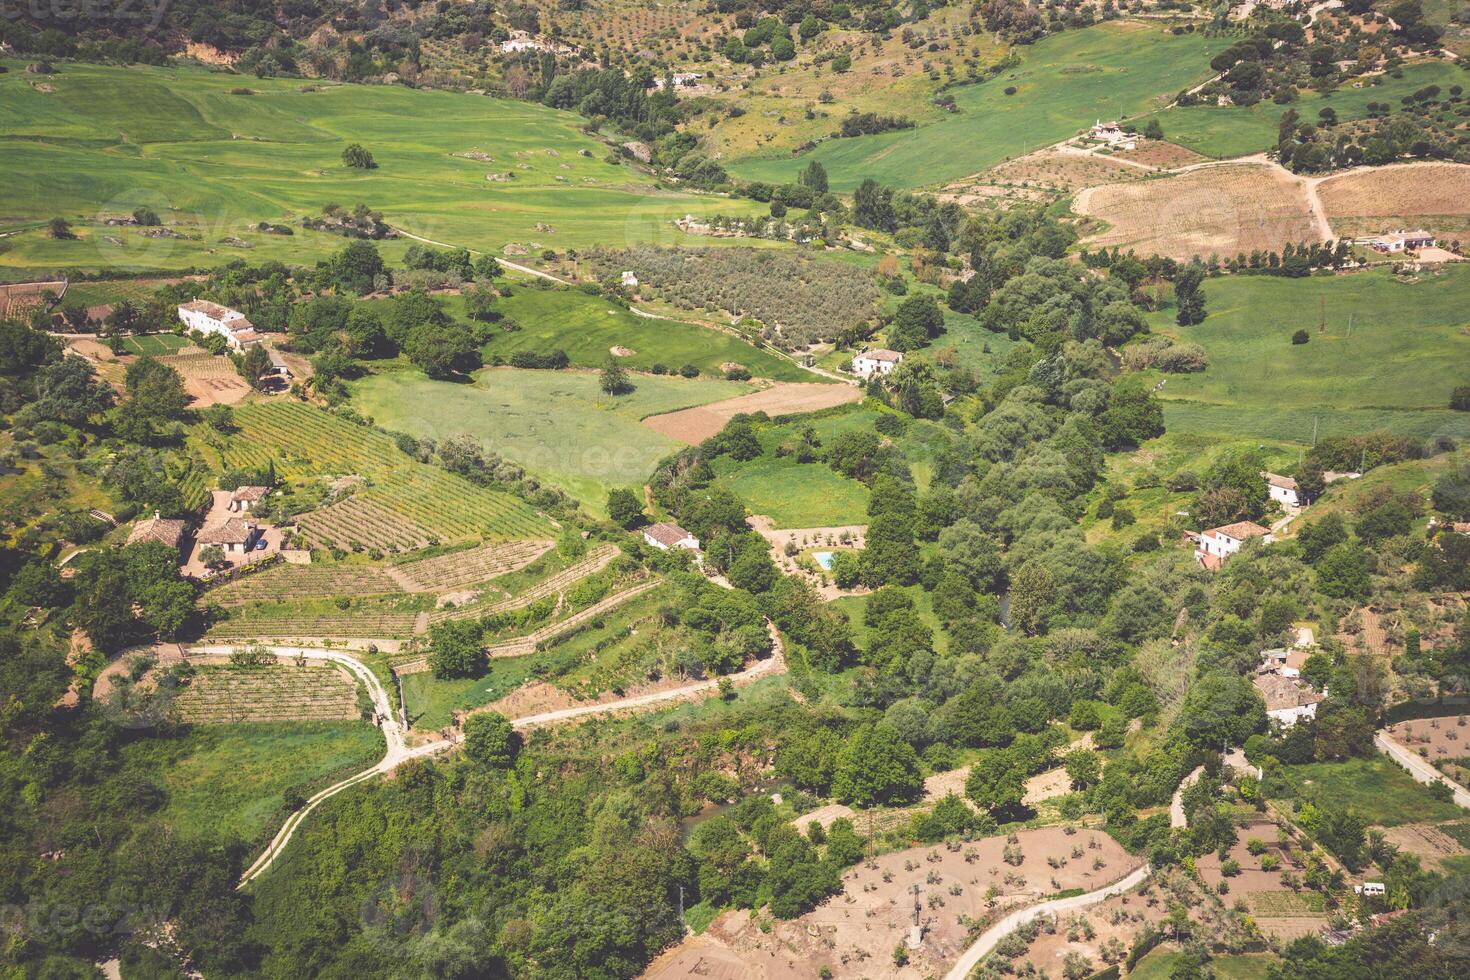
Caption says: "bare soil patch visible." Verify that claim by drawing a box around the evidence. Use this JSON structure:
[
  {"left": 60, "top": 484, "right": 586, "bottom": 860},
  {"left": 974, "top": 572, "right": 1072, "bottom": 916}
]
[
  {"left": 643, "top": 383, "right": 863, "bottom": 445},
  {"left": 1378, "top": 822, "right": 1467, "bottom": 872},
  {"left": 159, "top": 347, "right": 252, "bottom": 406},
  {"left": 1076, "top": 163, "right": 1319, "bottom": 260},
  {"left": 1318, "top": 163, "right": 1470, "bottom": 241},
  {"left": 1114, "top": 141, "right": 1208, "bottom": 169},
  {"left": 647, "top": 828, "right": 1138, "bottom": 980},
  {"left": 941, "top": 149, "right": 1142, "bottom": 206},
  {"left": 1385, "top": 714, "right": 1470, "bottom": 764}
]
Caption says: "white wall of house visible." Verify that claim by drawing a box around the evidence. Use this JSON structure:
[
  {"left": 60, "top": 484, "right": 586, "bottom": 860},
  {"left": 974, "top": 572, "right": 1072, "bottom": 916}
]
[
  {"left": 852, "top": 355, "right": 899, "bottom": 378},
  {"left": 1268, "top": 484, "right": 1300, "bottom": 508},
  {"left": 1268, "top": 702, "right": 1318, "bottom": 727}
]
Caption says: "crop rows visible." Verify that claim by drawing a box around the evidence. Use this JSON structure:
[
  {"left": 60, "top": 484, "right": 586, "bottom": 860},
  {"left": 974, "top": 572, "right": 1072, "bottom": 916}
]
[
  {"left": 223, "top": 403, "right": 552, "bottom": 550},
  {"left": 394, "top": 539, "right": 554, "bottom": 591},
  {"left": 204, "top": 609, "right": 421, "bottom": 640},
  {"left": 208, "top": 564, "right": 405, "bottom": 606},
  {"left": 487, "top": 579, "right": 664, "bottom": 658},
  {"left": 173, "top": 665, "right": 359, "bottom": 724},
  {"left": 299, "top": 496, "right": 437, "bottom": 553},
  {"left": 425, "top": 545, "right": 620, "bottom": 627}
]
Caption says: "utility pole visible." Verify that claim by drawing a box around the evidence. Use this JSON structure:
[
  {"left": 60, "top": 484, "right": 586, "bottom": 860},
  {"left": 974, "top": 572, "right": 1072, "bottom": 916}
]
[
  {"left": 1311, "top": 416, "right": 1319, "bottom": 448},
  {"left": 1318, "top": 295, "right": 1326, "bottom": 334}
]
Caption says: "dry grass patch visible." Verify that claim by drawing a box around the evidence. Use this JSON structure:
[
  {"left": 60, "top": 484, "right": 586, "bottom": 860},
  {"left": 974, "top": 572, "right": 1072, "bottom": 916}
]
[
  {"left": 1318, "top": 162, "right": 1470, "bottom": 241},
  {"left": 1076, "top": 163, "right": 1318, "bottom": 260}
]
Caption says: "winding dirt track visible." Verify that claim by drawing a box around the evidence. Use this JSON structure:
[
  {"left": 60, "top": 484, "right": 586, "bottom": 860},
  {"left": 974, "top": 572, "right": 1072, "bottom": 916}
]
[{"left": 205, "top": 629, "right": 787, "bottom": 886}]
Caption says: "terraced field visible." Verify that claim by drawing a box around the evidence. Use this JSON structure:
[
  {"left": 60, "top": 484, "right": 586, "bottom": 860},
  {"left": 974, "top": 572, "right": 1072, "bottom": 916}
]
[
  {"left": 421, "top": 543, "right": 621, "bottom": 629},
  {"left": 393, "top": 539, "right": 554, "bottom": 591},
  {"left": 209, "top": 402, "right": 554, "bottom": 551},
  {"left": 209, "top": 564, "right": 404, "bottom": 607},
  {"left": 207, "top": 539, "right": 554, "bottom": 607},
  {"left": 203, "top": 601, "right": 424, "bottom": 642},
  {"left": 173, "top": 663, "right": 361, "bottom": 724}
]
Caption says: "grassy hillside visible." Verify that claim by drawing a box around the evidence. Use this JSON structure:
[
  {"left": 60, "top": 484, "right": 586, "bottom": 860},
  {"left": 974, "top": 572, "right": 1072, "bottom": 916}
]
[
  {"left": 350, "top": 366, "right": 751, "bottom": 510},
  {"left": 119, "top": 722, "right": 384, "bottom": 844},
  {"left": 1147, "top": 265, "right": 1470, "bottom": 443},
  {"left": 730, "top": 22, "right": 1221, "bottom": 192},
  {"left": 0, "top": 59, "right": 765, "bottom": 275},
  {"left": 451, "top": 284, "right": 816, "bottom": 382},
  {"left": 1140, "top": 61, "right": 1466, "bottom": 159}
]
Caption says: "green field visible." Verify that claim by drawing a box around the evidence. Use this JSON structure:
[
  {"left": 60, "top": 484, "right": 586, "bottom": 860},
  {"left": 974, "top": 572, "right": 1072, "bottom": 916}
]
[
  {"left": 1130, "top": 948, "right": 1276, "bottom": 980},
  {"left": 202, "top": 400, "right": 555, "bottom": 550},
  {"left": 402, "top": 655, "right": 542, "bottom": 730},
  {"left": 124, "top": 333, "right": 190, "bottom": 356},
  {"left": 0, "top": 59, "right": 766, "bottom": 275},
  {"left": 1141, "top": 61, "right": 1467, "bottom": 159},
  {"left": 350, "top": 366, "right": 751, "bottom": 510},
  {"left": 730, "top": 22, "right": 1222, "bottom": 191},
  {"left": 713, "top": 457, "right": 870, "bottom": 527},
  {"left": 1269, "top": 756, "right": 1465, "bottom": 827},
  {"left": 457, "top": 284, "right": 815, "bottom": 381},
  {"left": 119, "top": 722, "right": 384, "bottom": 843},
  {"left": 1148, "top": 266, "right": 1470, "bottom": 443}
]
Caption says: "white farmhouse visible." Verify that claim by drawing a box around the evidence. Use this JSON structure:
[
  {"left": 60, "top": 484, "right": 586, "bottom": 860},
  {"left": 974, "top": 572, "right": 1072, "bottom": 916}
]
[
  {"left": 1369, "top": 229, "right": 1435, "bottom": 254},
  {"left": 177, "top": 300, "right": 261, "bottom": 351},
  {"left": 852, "top": 348, "right": 903, "bottom": 378},
  {"left": 1263, "top": 472, "right": 1305, "bottom": 509},
  {"left": 643, "top": 521, "right": 699, "bottom": 551},
  {"left": 1253, "top": 674, "right": 1324, "bottom": 728},
  {"left": 1192, "top": 520, "right": 1272, "bottom": 570}
]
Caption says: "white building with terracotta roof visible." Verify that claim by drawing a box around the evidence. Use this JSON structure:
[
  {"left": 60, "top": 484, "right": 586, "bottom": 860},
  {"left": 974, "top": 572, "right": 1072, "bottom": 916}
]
[
  {"left": 177, "top": 300, "right": 261, "bottom": 351},
  {"left": 1263, "top": 472, "right": 1307, "bottom": 509},
  {"left": 127, "top": 513, "right": 188, "bottom": 553},
  {"left": 1253, "top": 673, "right": 1324, "bottom": 727},
  {"left": 197, "top": 516, "right": 261, "bottom": 554},
  {"left": 852, "top": 348, "right": 903, "bottom": 378},
  {"left": 643, "top": 521, "right": 699, "bottom": 551},
  {"left": 228, "top": 485, "right": 270, "bottom": 513},
  {"left": 1192, "top": 520, "right": 1272, "bottom": 570}
]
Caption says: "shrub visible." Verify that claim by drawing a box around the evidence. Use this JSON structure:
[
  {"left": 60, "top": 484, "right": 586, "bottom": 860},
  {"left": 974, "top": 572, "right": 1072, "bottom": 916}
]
[{"left": 1293, "top": 329, "right": 1310, "bottom": 345}]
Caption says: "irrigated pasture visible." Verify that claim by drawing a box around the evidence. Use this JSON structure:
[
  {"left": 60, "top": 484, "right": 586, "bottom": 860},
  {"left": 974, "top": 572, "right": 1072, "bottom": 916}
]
[
  {"left": 730, "top": 22, "right": 1221, "bottom": 191},
  {"left": 205, "top": 401, "right": 555, "bottom": 550},
  {"left": 1075, "top": 163, "right": 1319, "bottom": 260},
  {"left": 1318, "top": 162, "right": 1470, "bottom": 241},
  {"left": 0, "top": 58, "right": 766, "bottom": 275},
  {"left": 351, "top": 367, "right": 752, "bottom": 510},
  {"left": 1147, "top": 265, "right": 1470, "bottom": 443}
]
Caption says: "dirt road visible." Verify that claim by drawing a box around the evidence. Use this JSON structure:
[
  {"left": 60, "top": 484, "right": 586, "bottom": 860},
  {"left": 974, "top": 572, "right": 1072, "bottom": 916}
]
[
  {"left": 188, "top": 644, "right": 452, "bottom": 887},
  {"left": 941, "top": 863, "right": 1153, "bottom": 980},
  {"left": 1376, "top": 728, "right": 1470, "bottom": 808}
]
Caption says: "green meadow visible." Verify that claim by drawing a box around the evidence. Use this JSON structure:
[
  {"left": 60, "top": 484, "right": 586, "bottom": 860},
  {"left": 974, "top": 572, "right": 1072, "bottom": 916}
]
[
  {"left": 350, "top": 366, "right": 751, "bottom": 510},
  {"left": 467, "top": 284, "right": 815, "bottom": 382},
  {"left": 712, "top": 457, "right": 871, "bottom": 527},
  {"left": 0, "top": 59, "right": 765, "bottom": 276},
  {"left": 730, "top": 22, "right": 1222, "bottom": 192},
  {"left": 119, "top": 721, "right": 385, "bottom": 844},
  {"left": 1139, "top": 61, "right": 1466, "bottom": 159},
  {"left": 1148, "top": 266, "right": 1470, "bottom": 443}
]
